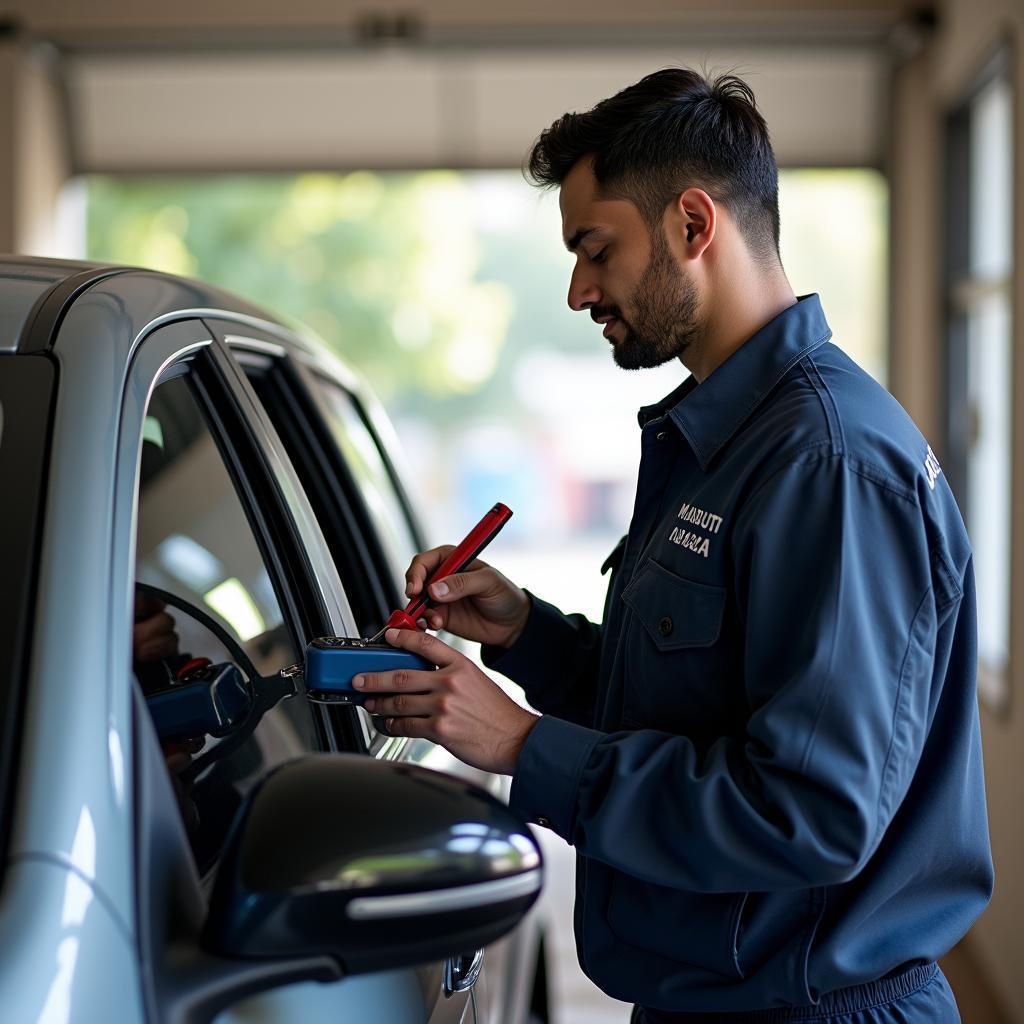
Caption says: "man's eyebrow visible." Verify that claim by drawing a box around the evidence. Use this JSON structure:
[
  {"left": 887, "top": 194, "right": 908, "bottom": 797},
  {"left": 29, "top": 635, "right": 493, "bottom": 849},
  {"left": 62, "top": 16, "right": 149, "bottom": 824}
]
[{"left": 565, "top": 227, "right": 601, "bottom": 252}]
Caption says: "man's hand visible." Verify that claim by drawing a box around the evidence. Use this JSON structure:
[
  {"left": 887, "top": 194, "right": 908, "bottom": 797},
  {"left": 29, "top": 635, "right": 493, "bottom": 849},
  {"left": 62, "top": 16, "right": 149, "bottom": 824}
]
[
  {"left": 403, "top": 546, "right": 530, "bottom": 649},
  {"left": 133, "top": 593, "right": 179, "bottom": 663},
  {"left": 354, "top": 628, "right": 540, "bottom": 775}
]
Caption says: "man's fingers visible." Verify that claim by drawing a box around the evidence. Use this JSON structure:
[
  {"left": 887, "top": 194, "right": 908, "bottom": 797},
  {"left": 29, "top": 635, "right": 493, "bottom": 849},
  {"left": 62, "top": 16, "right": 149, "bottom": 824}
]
[
  {"left": 134, "top": 610, "right": 176, "bottom": 643},
  {"left": 382, "top": 627, "right": 461, "bottom": 667},
  {"left": 352, "top": 667, "right": 436, "bottom": 693},
  {"left": 381, "top": 716, "right": 431, "bottom": 740},
  {"left": 134, "top": 594, "right": 166, "bottom": 622},
  {"left": 404, "top": 546, "right": 455, "bottom": 597},
  {"left": 427, "top": 566, "right": 496, "bottom": 602},
  {"left": 135, "top": 635, "right": 179, "bottom": 662},
  {"left": 404, "top": 547, "right": 491, "bottom": 598},
  {"left": 363, "top": 693, "right": 433, "bottom": 717},
  {"left": 133, "top": 610, "right": 179, "bottom": 662}
]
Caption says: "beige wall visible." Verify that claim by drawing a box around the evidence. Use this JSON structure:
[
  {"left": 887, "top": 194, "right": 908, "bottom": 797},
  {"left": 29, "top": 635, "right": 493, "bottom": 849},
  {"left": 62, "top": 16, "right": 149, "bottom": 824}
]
[
  {"left": 0, "top": 43, "right": 15, "bottom": 254},
  {"left": 889, "top": 0, "right": 1023, "bottom": 1018},
  {"left": 0, "top": 37, "right": 71, "bottom": 255}
]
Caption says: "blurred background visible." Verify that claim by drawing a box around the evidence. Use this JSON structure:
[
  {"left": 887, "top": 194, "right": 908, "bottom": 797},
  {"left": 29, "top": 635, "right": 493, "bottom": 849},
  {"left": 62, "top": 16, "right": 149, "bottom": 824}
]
[{"left": 0, "top": 1, "right": 1019, "bottom": 1021}]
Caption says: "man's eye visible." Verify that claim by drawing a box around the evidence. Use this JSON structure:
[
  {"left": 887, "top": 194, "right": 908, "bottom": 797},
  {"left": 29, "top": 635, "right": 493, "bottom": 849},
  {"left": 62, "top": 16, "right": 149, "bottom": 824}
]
[{"left": 591, "top": 248, "right": 608, "bottom": 264}]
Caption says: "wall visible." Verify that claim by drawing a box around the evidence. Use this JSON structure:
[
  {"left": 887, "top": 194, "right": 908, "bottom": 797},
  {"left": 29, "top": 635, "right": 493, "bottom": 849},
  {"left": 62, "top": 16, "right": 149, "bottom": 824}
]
[
  {"left": 889, "top": 0, "right": 1023, "bottom": 1017},
  {"left": 0, "top": 35, "right": 71, "bottom": 255}
]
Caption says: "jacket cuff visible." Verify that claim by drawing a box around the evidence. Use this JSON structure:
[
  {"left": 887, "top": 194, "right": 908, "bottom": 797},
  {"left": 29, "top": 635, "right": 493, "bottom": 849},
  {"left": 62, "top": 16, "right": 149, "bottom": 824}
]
[
  {"left": 509, "top": 714, "right": 602, "bottom": 843},
  {"left": 481, "top": 591, "right": 582, "bottom": 688}
]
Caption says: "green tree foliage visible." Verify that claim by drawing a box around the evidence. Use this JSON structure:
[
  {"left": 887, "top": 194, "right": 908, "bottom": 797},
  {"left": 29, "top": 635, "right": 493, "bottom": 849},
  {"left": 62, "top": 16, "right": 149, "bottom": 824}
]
[{"left": 87, "top": 172, "right": 513, "bottom": 409}]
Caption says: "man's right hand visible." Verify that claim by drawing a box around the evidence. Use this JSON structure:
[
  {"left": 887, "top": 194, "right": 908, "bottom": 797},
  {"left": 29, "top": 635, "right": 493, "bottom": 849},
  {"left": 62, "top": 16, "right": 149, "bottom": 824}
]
[{"left": 404, "top": 545, "right": 530, "bottom": 650}]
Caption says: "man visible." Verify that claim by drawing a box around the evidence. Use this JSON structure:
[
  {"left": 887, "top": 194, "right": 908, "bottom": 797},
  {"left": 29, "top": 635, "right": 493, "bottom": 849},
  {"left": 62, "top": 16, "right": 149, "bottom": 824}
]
[{"left": 352, "top": 69, "right": 993, "bottom": 1021}]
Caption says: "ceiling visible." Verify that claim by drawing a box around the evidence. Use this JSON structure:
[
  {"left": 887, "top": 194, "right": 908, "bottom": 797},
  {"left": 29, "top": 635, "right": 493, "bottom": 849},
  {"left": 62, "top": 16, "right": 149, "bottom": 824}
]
[
  {"left": 65, "top": 44, "right": 889, "bottom": 173},
  {"left": 6, "top": 0, "right": 917, "bottom": 173}
]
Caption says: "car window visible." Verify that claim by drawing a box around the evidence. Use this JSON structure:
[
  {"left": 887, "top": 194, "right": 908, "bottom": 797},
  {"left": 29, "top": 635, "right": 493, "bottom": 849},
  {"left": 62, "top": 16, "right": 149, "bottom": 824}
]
[
  {"left": 311, "top": 377, "right": 420, "bottom": 582},
  {"left": 236, "top": 353, "right": 428, "bottom": 752},
  {"left": 238, "top": 350, "right": 415, "bottom": 635},
  {"left": 133, "top": 372, "right": 320, "bottom": 873},
  {"left": 0, "top": 356, "right": 56, "bottom": 867}
]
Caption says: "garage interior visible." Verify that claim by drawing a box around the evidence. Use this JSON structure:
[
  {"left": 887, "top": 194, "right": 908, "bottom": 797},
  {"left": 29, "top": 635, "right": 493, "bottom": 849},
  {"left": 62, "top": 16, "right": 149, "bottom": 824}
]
[{"left": 1, "top": 1, "right": 1021, "bottom": 1021}]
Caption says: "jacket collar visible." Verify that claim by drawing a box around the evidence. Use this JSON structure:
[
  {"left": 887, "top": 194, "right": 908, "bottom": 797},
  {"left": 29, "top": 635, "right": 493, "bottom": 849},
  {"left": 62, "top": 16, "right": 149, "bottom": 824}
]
[{"left": 637, "top": 294, "right": 832, "bottom": 470}]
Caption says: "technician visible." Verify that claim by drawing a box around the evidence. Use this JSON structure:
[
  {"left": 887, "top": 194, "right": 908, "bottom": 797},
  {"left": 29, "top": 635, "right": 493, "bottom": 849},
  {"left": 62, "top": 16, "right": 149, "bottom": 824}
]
[{"left": 353, "top": 68, "right": 993, "bottom": 1022}]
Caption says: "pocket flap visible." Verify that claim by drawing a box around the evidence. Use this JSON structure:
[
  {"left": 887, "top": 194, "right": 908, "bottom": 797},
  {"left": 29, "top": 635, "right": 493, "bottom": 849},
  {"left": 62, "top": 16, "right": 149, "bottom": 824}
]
[{"left": 622, "top": 559, "right": 726, "bottom": 650}]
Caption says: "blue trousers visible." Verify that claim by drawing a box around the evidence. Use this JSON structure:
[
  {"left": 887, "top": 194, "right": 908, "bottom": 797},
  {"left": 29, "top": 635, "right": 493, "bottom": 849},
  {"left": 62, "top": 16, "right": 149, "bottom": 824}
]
[{"left": 631, "top": 964, "right": 959, "bottom": 1024}]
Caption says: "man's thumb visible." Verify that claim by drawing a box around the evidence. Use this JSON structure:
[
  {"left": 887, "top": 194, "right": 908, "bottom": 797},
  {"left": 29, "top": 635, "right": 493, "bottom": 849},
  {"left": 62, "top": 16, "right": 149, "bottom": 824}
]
[{"left": 429, "top": 573, "right": 468, "bottom": 600}]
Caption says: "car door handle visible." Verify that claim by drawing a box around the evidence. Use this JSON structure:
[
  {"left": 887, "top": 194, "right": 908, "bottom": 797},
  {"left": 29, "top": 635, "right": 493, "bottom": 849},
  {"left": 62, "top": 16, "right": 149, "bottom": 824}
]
[{"left": 443, "top": 948, "right": 485, "bottom": 996}]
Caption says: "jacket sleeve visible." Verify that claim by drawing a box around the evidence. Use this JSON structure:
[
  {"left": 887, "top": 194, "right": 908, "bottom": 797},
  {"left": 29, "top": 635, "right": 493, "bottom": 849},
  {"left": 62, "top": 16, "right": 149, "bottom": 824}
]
[
  {"left": 481, "top": 591, "right": 602, "bottom": 727},
  {"left": 510, "top": 454, "right": 954, "bottom": 892}
]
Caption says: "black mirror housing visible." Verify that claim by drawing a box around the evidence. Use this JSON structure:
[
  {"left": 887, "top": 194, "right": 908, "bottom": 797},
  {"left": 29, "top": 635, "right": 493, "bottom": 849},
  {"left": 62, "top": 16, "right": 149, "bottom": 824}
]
[{"left": 202, "top": 754, "right": 542, "bottom": 975}]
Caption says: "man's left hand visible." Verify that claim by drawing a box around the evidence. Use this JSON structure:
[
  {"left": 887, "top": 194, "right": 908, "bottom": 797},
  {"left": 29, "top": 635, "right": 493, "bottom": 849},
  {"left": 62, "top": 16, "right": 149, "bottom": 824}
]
[
  {"left": 353, "top": 628, "right": 540, "bottom": 775},
  {"left": 133, "top": 592, "right": 179, "bottom": 663}
]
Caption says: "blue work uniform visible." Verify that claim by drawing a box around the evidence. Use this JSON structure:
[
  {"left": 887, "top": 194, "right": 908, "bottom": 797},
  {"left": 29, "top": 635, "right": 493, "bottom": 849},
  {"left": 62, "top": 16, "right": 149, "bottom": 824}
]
[{"left": 484, "top": 295, "right": 993, "bottom": 1019}]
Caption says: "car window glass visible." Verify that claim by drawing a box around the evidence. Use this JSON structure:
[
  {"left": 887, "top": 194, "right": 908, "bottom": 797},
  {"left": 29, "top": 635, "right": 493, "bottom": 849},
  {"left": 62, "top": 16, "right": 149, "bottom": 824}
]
[
  {"left": 311, "top": 378, "right": 419, "bottom": 579},
  {"left": 133, "top": 373, "right": 318, "bottom": 873},
  {"left": 0, "top": 357, "right": 56, "bottom": 858}
]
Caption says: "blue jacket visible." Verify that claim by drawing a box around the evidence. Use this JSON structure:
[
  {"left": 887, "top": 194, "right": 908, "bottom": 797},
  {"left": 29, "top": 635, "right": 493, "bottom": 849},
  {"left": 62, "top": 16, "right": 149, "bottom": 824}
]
[{"left": 485, "top": 295, "right": 993, "bottom": 1014}]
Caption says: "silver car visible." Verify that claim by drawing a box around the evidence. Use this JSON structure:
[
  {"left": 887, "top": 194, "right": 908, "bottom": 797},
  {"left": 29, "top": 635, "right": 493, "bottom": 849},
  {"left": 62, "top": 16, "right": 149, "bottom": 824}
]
[{"left": 0, "top": 256, "right": 551, "bottom": 1023}]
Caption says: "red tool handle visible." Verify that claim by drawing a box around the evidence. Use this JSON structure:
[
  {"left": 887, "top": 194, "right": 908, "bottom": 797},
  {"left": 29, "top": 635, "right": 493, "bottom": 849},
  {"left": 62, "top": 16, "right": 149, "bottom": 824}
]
[{"left": 381, "top": 502, "right": 513, "bottom": 633}]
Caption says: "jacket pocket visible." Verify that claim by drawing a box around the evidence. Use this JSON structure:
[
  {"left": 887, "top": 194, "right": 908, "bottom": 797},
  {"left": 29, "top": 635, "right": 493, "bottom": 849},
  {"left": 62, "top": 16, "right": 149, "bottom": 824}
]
[
  {"left": 622, "top": 559, "right": 726, "bottom": 650},
  {"left": 607, "top": 873, "right": 746, "bottom": 980},
  {"left": 619, "top": 560, "right": 732, "bottom": 732}
]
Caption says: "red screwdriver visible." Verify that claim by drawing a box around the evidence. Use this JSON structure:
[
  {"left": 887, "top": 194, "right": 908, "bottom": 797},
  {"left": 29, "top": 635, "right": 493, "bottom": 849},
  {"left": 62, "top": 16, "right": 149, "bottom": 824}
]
[{"left": 365, "top": 502, "right": 513, "bottom": 643}]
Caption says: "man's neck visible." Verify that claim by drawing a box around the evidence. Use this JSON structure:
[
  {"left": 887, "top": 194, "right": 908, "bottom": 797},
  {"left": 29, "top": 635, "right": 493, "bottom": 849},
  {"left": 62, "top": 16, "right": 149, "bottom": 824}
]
[{"left": 683, "top": 272, "right": 798, "bottom": 383}]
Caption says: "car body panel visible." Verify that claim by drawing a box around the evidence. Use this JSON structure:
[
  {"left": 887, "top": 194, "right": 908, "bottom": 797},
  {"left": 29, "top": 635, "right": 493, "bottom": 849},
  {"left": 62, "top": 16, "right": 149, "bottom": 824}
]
[
  {"left": 0, "top": 257, "right": 545, "bottom": 1023},
  {"left": 0, "top": 256, "right": 124, "bottom": 353},
  {"left": 0, "top": 858, "right": 144, "bottom": 1022},
  {"left": 213, "top": 969, "right": 469, "bottom": 1024}
]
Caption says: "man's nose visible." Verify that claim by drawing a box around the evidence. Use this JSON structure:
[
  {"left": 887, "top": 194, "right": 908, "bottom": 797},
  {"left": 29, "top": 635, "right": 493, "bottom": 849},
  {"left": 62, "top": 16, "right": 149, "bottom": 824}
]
[{"left": 567, "top": 265, "right": 602, "bottom": 312}]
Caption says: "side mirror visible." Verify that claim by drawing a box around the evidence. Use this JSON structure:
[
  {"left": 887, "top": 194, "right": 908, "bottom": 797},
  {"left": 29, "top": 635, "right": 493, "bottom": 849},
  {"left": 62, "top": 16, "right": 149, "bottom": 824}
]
[{"left": 202, "top": 754, "right": 543, "bottom": 975}]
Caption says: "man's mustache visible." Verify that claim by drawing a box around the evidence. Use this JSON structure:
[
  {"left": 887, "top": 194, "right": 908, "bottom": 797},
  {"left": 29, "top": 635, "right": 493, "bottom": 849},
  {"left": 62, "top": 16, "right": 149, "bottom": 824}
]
[{"left": 590, "top": 306, "right": 624, "bottom": 324}]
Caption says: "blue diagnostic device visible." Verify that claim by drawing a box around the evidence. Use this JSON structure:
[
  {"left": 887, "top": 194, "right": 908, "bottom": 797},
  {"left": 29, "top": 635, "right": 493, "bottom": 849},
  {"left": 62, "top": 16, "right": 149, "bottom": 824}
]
[
  {"left": 146, "top": 662, "right": 254, "bottom": 742},
  {"left": 304, "top": 636, "right": 433, "bottom": 705}
]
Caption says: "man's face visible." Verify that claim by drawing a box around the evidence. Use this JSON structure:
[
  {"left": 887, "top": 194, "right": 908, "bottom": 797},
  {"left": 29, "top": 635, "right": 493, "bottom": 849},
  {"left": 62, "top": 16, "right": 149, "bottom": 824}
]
[{"left": 560, "top": 158, "right": 702, "bottom": 370}]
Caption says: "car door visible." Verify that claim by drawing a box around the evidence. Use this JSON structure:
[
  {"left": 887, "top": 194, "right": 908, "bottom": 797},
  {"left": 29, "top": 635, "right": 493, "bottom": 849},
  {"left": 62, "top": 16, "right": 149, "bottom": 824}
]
[
  {"left": 121, "top": 321, "right": 472, "bottom": 1024},
  {"left": 208, "top": 321, "right": 539, "bottom": 1023}
]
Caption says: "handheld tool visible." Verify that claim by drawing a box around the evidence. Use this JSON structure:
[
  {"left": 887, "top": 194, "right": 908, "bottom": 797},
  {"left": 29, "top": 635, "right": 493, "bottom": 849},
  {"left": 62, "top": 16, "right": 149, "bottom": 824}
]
[
  {"left": 365, "top": 501, "right": 513, "bottom": 643},
  {"left": 304, "top": 636, "right": 433, "bottom": 706},
  {"left": 146, "top": 657, "right": 253, "bottom": 743},
  {"left": 300, "top": 502, "right": 513, "bottom": 706}
]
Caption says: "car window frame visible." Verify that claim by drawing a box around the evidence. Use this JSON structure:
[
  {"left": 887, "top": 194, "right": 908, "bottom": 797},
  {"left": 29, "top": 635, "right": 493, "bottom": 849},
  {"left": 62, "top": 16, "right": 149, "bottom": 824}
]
[
  {"left": 120, "top": 321, "right": 357, "bottom": 769},
  {"left": 224, "top": 333, "right": 426, "bottom": 602},
  {"left": 202, "top": 326, "right": 376, "bottom": 755},
  {"left": 302, "top": 365, "right": 424, "bottom": 598},
  {"left": 216, "top": 330, "right": 433, "bottom": 756},
  {"left": 234, "top": 347, "right": 397, "bottom": 636},
  {"left": 0, "top": 353, "right": 58, "bottom": 884}
]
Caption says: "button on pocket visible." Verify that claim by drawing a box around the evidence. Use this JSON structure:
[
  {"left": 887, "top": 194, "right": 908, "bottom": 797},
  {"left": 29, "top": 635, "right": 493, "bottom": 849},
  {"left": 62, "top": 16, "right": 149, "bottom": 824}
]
[{"left": 622, "top": 559, "right": 726, "bottom": 651}]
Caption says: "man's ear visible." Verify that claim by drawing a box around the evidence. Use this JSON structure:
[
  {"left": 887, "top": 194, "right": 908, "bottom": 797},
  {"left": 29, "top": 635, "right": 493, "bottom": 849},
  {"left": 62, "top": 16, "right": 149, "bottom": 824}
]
[{"left": 673, "top": 187, "right": 716, "bottom": 260}]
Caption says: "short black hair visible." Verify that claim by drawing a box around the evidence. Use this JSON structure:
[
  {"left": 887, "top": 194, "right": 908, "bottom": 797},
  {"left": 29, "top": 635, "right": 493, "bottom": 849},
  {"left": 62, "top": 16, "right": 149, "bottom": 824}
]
[{"left": 526, "top": 67, "right": 781, "bottom": 264}]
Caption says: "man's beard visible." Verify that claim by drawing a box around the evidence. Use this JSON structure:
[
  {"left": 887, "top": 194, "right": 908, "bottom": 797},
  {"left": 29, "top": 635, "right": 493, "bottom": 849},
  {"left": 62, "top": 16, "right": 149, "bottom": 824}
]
[{"left": 600, "top": 228, "right": 702, "bottom": 371}]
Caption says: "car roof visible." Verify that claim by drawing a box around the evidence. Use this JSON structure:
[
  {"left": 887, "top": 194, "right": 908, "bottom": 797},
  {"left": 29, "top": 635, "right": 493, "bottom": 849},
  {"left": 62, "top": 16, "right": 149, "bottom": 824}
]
[{"left": 0, "top": 255, "right": 282, "bottom": 354}]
